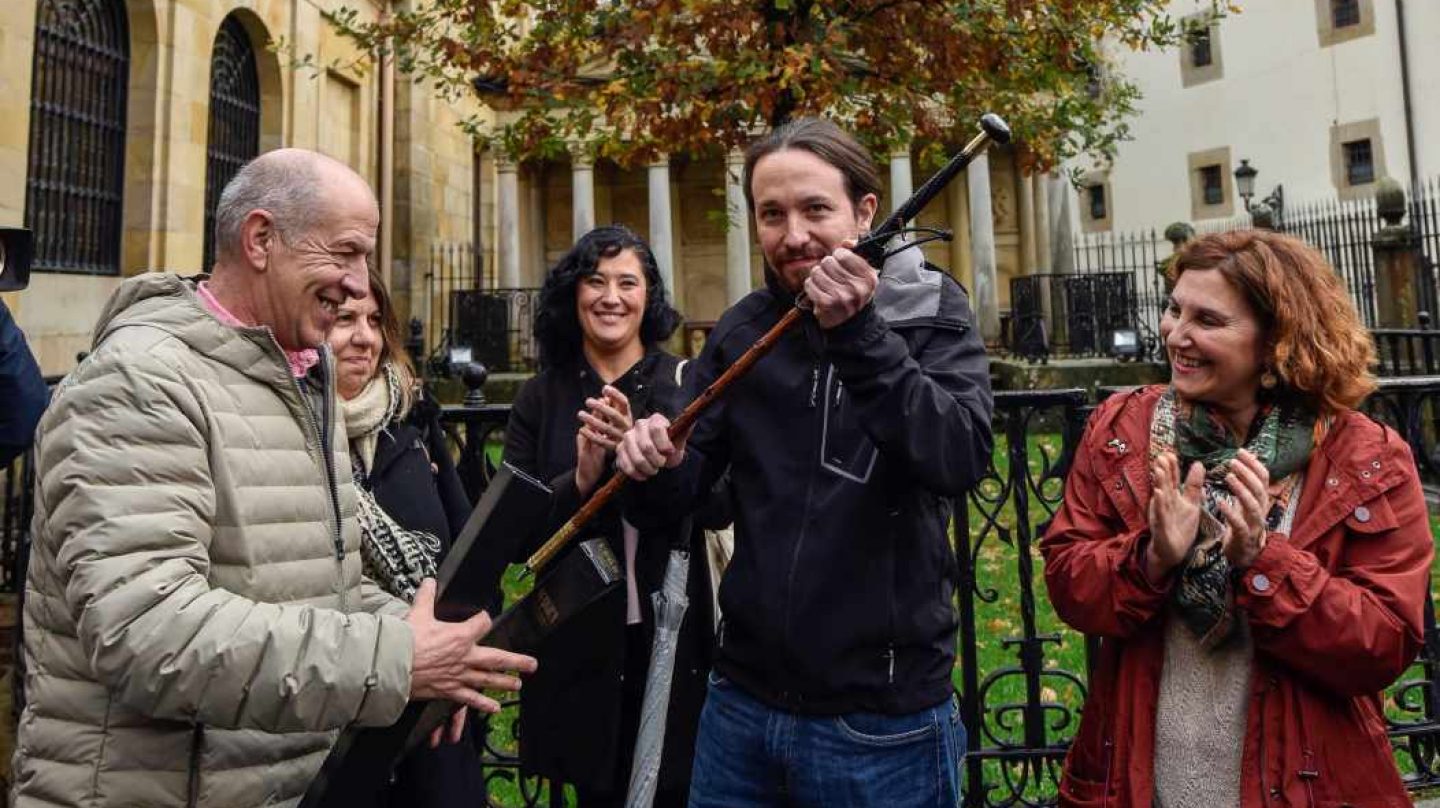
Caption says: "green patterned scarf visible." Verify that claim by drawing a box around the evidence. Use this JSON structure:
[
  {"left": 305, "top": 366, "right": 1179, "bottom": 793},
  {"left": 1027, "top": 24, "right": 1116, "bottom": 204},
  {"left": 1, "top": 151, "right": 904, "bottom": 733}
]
[{"left": 1150, "top": 387, "right": 1317, "bottom": 650}]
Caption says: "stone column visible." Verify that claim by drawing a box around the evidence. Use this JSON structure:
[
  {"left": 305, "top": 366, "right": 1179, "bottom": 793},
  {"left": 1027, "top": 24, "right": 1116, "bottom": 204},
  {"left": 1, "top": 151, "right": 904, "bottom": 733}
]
[
  {"left": 647, "top": 156, "right": 676, "bottom": 295},
  {"left": 1033, "top": 173, "right": 1052, "bottom": 272},
  {"left": 1374, "top": 178, "right": 1423, "bottom": 328},
  {"left": 725, "top": 149, "right": 753, "bottom": 304},
  {"left": 571, "top": 147, "right": 596, "bottom": 240},
  {"left": 889, "top": 148, "right": 914, "bottom": 214},
  {"left": 967, "top": 153, "right": 1000, "bottom": 342},
  {"left": 947, "top": 173, "right": 973, "bottom": 290},
  {"left": 1048, "top": 174, "right": 1075, "bottom": 274},
  {"left": 1018, "top": 172, "right": 1037, "bottom": 275},
  {"left": 496, "top": 154, "right": 521, "bottom": 289},
  {"left": 526, "top": 172, "right": 546, "bottom": 286}
]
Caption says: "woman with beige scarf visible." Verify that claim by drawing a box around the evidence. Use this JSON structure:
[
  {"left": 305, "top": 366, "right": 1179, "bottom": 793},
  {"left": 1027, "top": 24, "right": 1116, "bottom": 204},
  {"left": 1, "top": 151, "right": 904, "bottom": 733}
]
[{"left": 328, "top": 268, "right": 480, "bottom": 808}]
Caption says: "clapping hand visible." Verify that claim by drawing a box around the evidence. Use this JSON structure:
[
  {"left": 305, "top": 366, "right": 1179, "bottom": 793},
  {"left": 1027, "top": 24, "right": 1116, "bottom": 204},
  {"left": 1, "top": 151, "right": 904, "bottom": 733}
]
[
  {"left": 575, "top": 385, "right": 633, "bottom": 496},
  {"left": 1146, "top": 451, "right": 1205, "bottom": 579},
  {"left": 1217, "top": 449, "right": 1272, "bottom": 569}
]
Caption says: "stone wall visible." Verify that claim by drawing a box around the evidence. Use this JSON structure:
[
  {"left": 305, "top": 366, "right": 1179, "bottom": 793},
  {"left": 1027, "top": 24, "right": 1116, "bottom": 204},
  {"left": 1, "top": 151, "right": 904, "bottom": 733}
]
[{"left": 0, "top": 0, "right": 484, "bottom": 376}]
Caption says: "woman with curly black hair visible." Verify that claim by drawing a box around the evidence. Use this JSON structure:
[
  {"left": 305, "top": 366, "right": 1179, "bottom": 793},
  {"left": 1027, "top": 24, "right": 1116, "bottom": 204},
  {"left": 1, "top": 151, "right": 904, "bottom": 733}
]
[{"left": 504, "top": 225, "right": 724, "bottom": 807}]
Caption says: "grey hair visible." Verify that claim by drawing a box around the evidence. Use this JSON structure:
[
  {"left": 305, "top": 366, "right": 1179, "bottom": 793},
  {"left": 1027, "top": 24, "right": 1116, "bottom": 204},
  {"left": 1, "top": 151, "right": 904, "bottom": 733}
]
[{"left": 212, "top": 151, "right": 323, "bottom": 262}]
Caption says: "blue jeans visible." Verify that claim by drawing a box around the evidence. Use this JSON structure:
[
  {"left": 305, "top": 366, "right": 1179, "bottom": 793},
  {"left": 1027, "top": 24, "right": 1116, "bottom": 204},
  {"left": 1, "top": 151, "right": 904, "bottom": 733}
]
[{"left": 687, "top": 673, "right": 965, "bottom": 808}]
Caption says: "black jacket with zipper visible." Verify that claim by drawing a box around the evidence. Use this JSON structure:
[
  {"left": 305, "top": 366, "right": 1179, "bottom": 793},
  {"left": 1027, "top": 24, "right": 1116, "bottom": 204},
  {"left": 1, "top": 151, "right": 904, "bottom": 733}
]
[{"left": 629, "top": 261, "right": 993, "bottom": 715}]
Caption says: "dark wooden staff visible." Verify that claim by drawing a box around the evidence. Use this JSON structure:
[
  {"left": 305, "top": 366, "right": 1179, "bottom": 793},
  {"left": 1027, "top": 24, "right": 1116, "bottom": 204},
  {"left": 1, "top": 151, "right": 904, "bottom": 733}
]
[{"left": 525, "top": 113, "right": 1011, "bottom": 575}]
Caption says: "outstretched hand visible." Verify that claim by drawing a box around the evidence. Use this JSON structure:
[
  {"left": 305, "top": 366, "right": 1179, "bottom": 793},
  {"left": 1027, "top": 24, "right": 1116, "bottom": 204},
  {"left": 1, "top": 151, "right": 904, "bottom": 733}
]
[
  {"left": 1146, "top": 452, "right": 1205, "bottom": 579},
  {"left": 406, "top": 579, "right": 537, "bottom": 714}
]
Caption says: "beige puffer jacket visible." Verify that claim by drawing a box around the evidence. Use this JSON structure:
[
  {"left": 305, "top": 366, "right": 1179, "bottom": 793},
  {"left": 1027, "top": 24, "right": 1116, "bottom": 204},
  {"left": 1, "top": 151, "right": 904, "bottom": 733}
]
[{"left": 12, "top": 273, "right": 414, "bottom": 807}]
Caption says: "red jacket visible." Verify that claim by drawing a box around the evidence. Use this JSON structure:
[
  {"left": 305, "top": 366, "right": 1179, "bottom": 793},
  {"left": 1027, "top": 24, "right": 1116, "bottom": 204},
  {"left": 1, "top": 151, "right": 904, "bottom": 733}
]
[{"left": 1041, "top": 386, "right": 1432, "bottom": 807}]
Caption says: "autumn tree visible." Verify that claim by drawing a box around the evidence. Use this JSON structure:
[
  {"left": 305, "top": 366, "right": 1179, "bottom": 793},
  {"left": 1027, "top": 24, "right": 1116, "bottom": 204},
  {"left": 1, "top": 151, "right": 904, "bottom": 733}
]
[{"left": 327, "top": 0, "right": 1218, "bottom": 171}]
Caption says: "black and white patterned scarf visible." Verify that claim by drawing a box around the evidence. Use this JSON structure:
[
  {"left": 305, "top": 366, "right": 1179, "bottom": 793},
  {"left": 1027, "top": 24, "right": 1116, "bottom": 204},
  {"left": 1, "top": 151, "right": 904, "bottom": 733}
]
[
  {"left": 342, "top": 362, "right": 441, "bottom": 601},
  {"left": 353, "top": 479, "right": 441, "bottom": 602}
]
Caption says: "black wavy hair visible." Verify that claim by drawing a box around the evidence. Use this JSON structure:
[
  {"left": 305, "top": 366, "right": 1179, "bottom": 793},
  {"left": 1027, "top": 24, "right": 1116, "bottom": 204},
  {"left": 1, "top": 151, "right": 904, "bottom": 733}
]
[{"left": 534, "top": 224, "right": 682, "bottom": 370}]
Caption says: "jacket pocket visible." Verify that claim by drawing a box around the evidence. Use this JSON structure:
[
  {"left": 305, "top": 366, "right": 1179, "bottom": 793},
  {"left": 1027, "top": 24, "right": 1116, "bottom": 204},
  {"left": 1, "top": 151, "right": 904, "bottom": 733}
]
[
  {"left": 1342, "top": 491, "right": 1399, "bottom": 535},
  {"left": 819, "top": 366, "right": 877, "bottom": 484},
  {"left": 1299, "top": 689, "right": 1408, "bottom": 805},
  {"left": 1058, "top": 767, "right": 1114, "bottom": 807}
]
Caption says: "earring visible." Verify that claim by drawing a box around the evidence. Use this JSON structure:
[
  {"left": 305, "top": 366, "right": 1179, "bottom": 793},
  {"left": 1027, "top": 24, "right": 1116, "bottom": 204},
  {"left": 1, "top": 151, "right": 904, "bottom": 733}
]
[{"left": 1260, "top": 368, "right": 1278, "bottom": 390}]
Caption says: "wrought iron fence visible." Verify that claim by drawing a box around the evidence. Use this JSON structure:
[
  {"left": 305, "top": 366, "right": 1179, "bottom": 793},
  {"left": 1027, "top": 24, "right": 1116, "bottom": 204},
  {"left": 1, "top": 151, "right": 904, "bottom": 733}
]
[
  {"left": 1070, "top": 180, "right": 1440, "bottom": 357},
  {"left": 1008, "top": 273, "right": 1142, "bottom": 362},
  {"left": 423, "top": 242, "right": 540, "bottom": 374},
  {"left": 1281, "top": 196, "right": 1382, "bottom": 328},
  {"left": 4, "top": 377, "right": 1440, "bottom": 802},
  {"left": 1373, "top": 313, "right": 1440, "bottom": 378},
  {"left": 1012, "top": 229, "right": 1171, "bottom": 362},
  {"left": 432, "top": 379, "right": 1440, "bottom": 805},
  {"left": 424, "top": 242, "right": 481, "bottom": 357},
  {"left": 0, "top": 452, "right": 36, "bottom": 594}
]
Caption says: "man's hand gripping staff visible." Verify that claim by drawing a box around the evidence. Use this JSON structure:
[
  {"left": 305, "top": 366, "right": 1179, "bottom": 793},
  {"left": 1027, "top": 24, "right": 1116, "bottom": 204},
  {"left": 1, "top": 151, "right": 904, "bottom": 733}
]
[{"left": 522, "top": 114, "right": 1012, "bottom": 576}]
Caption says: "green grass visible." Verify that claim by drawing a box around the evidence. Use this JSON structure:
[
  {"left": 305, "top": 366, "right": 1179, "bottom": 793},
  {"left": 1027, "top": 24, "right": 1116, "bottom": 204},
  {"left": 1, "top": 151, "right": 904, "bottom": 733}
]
[{"left": 474, "top": 433, "right": 1440, "bottom": 804}]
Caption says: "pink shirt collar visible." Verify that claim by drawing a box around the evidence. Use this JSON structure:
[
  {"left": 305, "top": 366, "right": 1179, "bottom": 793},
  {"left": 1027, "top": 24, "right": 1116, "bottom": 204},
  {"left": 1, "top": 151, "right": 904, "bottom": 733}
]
[{"left": 196, "top": 281, "right": 320, "bottom": 378}]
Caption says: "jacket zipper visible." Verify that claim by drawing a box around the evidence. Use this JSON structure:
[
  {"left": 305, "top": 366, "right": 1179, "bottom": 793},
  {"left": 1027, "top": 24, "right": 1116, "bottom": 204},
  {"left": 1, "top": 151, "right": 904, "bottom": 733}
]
[
  {"left": 287, "top": 353, "right": 348, "bottom": 609},
  {"left": 186, "top": 723, "right": 204, "bottom": 808},
  {"left": 885, "top": 645, "right": 896, "bottom": 685},
  {"left": 782, "top": 362, "right": 823, "bottom": 692}
]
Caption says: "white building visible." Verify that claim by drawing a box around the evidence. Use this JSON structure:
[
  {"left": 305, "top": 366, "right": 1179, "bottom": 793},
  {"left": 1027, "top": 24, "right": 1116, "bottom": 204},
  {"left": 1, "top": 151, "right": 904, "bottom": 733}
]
[{"left": 1076, "top": 0, "right": 1440, "bottom": 234}]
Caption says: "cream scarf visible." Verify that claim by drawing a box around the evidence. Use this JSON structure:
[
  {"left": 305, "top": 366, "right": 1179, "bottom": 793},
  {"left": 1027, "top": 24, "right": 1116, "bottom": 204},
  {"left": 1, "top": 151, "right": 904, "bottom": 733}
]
[{"left": 342, "top": 363, "right": 405, "bottom": 475}]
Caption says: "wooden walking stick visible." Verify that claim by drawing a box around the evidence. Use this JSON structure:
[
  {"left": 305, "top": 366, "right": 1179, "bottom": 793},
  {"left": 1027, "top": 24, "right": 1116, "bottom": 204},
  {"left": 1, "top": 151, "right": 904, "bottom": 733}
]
[{"left": 525, "top": 113, "right": 1011, "bottom": 575}]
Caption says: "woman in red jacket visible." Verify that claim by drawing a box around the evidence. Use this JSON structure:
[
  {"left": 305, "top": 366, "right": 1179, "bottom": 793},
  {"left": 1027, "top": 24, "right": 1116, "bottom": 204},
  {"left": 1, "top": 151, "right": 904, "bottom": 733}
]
[{"left": 1042, "top": 229, "right": 1433, "bottom": 807}]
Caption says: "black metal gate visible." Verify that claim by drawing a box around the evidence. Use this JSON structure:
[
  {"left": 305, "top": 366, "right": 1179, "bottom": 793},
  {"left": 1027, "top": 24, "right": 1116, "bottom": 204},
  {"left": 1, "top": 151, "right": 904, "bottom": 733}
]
[
  {"left": 1007, "top": 273, "right": 1139, "bottom": 359},
  {"left": 202, "top": 14, "right": 260, "bottom": 272},
  {"left": 24, "top": 0, "right": 130, "bottom": 275}
]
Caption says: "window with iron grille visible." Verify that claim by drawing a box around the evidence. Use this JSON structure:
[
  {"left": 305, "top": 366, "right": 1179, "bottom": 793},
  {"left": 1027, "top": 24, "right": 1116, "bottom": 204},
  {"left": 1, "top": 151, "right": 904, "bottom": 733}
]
[
  {"left": 1333, "top": 0, "right": 1361, "bottom": 28},
  {"left": 1200, "top": 165, "right": 1224, "bottom": 205},
  {"left": 24, "top": 0, "right": 130, "bottom": 276},
  {"left": 1087, "top": 185, "right": 1108, "bottom": 221},
  {"left": 1343, "top": 139, "right": 1375, "bottom": 186},
  {"left": 203, "top": 15, "right": 261, "bottom": 272},
  {"left": 1189, "top": 27, "right": 1213, "bottom": 68}
]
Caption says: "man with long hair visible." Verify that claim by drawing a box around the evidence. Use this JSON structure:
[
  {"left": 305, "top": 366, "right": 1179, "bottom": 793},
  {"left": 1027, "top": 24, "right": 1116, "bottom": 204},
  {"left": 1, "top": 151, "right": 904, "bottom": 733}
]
[{"left": 616, "top": 119, "right": 993, "bottom": 807}]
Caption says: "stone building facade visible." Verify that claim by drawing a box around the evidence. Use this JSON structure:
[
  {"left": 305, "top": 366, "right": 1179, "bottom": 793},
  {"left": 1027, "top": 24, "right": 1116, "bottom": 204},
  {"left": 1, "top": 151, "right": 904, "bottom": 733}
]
[
  {"left": 2, "top": 0, "right": 1073, "bottom": 375},
  {"left": 1074, "top": 0, "right": 1440, "bottom": 233},
  {"left": 2, "top": 0, "right": 481, "bottom": 374}
]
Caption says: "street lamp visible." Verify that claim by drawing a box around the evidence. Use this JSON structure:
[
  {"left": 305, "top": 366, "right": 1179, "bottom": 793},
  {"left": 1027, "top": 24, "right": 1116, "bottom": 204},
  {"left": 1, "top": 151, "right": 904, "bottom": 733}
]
[{"left": 1233, "top": 158, "right": 1285, "bottom": 228}]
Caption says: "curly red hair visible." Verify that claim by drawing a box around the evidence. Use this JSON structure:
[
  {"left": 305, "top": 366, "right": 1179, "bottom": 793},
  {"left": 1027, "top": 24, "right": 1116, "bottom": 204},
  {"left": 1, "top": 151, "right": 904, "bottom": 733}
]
[{"left": 1169, "top": 230, "right": 1376, "bottom": 414}]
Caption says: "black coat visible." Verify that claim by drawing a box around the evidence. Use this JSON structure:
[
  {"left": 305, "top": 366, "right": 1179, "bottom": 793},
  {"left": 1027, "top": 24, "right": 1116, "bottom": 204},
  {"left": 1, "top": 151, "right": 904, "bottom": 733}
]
[
  {"left": 354, "top": 395, "right": 483, "bottom": 808},
  {"left": 0, "top": 300, "right": 48, "bottom": 467},
  {"left": 630, "top": 266, "right": 993, "bottom": 715},
  {"left": 364, "top": 395, "right": 471, "bottom": 550},
  {"left": 503, "top": 350, "right": 722, "bottom": 796}
]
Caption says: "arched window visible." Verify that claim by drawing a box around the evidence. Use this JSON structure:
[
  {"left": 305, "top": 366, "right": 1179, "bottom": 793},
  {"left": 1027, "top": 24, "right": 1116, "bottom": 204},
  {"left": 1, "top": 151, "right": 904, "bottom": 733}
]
[
  {"left": 203, "top": 14, "right": 260, "bottom": 271},
  {"left": 24, "top": 0, "right": 130, "bottom": 275}
]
